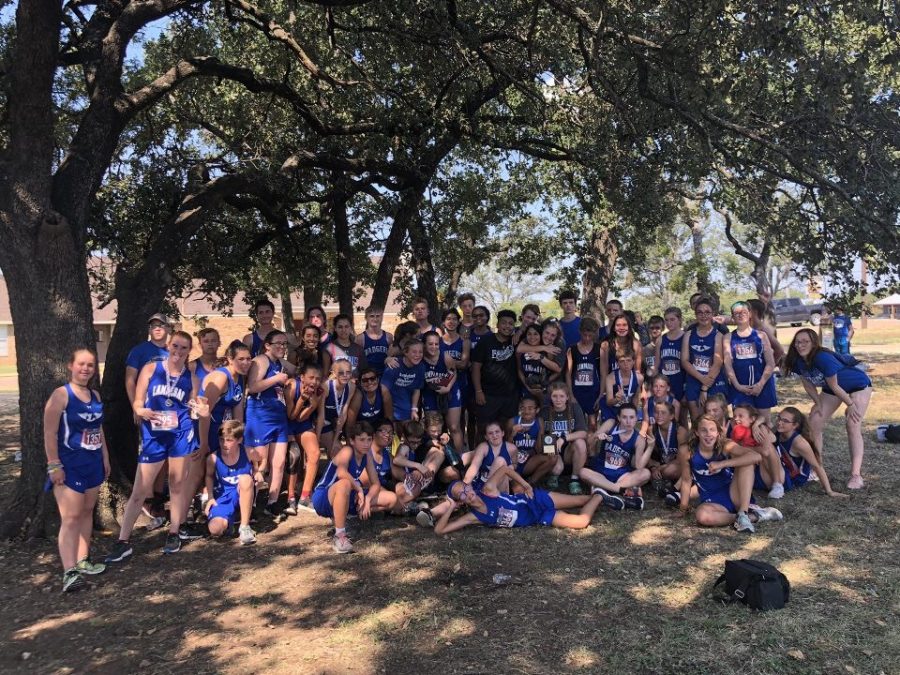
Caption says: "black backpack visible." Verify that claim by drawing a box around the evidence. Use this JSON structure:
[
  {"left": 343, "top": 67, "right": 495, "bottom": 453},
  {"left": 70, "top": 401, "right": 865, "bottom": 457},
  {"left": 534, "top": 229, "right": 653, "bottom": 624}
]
[{"left": 714, "top": 559, "right": 790, "bottom": 611}]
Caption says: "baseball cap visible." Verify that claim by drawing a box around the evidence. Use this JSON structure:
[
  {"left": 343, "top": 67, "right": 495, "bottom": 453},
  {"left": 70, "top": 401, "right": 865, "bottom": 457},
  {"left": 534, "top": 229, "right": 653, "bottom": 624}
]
[{"left": 147, "top": 313, "right": 170, "bottom": 326}]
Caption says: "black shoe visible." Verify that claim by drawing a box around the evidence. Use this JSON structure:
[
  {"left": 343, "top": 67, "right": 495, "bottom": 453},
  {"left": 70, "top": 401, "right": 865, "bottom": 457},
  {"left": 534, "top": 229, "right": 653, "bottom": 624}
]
[
  {"left": 623, "top": 494, "right": 645, "bottom": 510},
  {"left": 104, "top": 540, "right": 133, "bottom": 564},
  {"left": 591, "top": 487, "right": 625, "bottom": 511},
  {"left": 264, "top": 502, "right": 287, "bottom": 523},
  {"left": 664, "top": 489, "right": 681, "bottom": 508},
  {"left": 163, "top": 533, "right": 182, "bottom": 554},
  {"left": 62, "top": 569, "right": 86, "bottom": 593},
  {"left": 178, "top": 524, "right": 204, "bottom": 541},
  {"left": 652, "top": 477, "right": 668, "bottom": 498}
]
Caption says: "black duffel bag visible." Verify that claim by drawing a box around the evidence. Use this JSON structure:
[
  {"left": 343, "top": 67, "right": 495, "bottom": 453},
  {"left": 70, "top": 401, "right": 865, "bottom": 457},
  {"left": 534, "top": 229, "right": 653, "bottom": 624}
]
[{"left": 714, "top": 559, "right": 790, "bottom": 611}]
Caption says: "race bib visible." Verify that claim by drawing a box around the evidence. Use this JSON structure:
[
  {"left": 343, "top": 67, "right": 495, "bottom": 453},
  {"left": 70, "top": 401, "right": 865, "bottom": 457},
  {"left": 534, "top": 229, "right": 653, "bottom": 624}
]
[
  {"left": 662, "top": 360, "right": 680, "bottom": 376},
  {"left": 605, "top": 450, "right": 628, "bottom": 470},
  {"left": 151, "top": 411, "right": 178, "bottom": 431},
  {"left": 496, "top": 507, "right": 519, "bottom": 528},
  {"left": 693, "top": 355, "right": 711, "bottom": 373},
  {"left": 81, "top": 428, "right": 102, "bottom": 451},
  {"left": 734, "top": 342, "right": 758, "bottom": 360},
  {"left": 575, "top": 370, "right": 594, "bottom": 386}
]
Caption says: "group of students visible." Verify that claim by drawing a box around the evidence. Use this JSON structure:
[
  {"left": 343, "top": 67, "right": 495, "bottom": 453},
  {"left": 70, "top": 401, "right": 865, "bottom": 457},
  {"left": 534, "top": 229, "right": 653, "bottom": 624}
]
[{"left": 43, "top": 292, "right": 873, "bottom": 591}]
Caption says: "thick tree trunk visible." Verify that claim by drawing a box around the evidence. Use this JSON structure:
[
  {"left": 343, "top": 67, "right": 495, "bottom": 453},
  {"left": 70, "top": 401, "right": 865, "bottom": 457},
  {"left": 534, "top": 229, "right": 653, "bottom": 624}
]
[
  {"left": 280, "top": 287, "right": 296, "bottom": 336},
  {"left": 303, "top": 286, "right": 323, "bottom": 316},
  {"left": 0, "top": 228, "right": 96, "bottom": 538},
  {"left": 580, "top": 225, "right": 618, "bottom": 321},
  {"left": 99, "top": 265, "right": 170, "bottom": 496},
  {"left": 330, "top": 180, "right": 355, "bottom": 316},
  {"left": 371, "top": 187, "right": 423, "bottom": 309},
  {"left": 408, "top": 211, "right": 440, "bottom": 324}
]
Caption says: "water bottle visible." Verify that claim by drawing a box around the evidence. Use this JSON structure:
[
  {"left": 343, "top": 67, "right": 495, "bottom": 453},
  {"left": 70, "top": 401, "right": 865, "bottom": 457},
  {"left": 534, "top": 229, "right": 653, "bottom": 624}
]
[{"left": 492, "top": 573, "right": 512, "bottom": 585}]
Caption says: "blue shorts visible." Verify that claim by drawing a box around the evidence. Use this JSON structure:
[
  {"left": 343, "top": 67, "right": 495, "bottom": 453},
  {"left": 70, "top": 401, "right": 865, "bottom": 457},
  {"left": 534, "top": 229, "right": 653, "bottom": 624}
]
[
  {"left": 245, "top": 412, "right": 289, "bottom": 447},
  {"left": 46, "top": 453, "right": 104, "bottom": 494},
  {"left": 423, "top": 386, "right": 463, "bottom": 411},
  {"left": 288, "top": 418, "right": 315, "bottom": 436},
  {"left": 784, "top": 470, "right": 809, "bottom": 491},
  {"left": 139, "top": 429, "right": 197, "bottom": 463},
  {"left": 573, "top": 389, "right": 599, "bottom": 417},
  {"left": 684, "top": 376, "right": 728, "bottom": 403},
  {"left": 729, "top": 378, "right": 777, "bottom": 410},
  {"left": 528, "top": 489, "right": 557, "bottom": 526},
  {"left": 661, "top": 372, "right": 686, "bottom": 401},
  {"left": 208, "top": 489, "right": 241, "bottom": 525},
  {"left": 700, "top": 487, "right": 738, "bottom": 514},
  {"left": 312, "top": 484, "right": 363, "bottom": 519},
  {"left": 589, "top": 456, "right": 629, "bottom": 484}
]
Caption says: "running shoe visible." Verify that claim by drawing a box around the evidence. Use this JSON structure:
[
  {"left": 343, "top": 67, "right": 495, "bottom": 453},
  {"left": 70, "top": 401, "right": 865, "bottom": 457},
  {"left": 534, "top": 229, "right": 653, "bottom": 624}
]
[
  {"left": 748, "top": 504, "right": 784, "bottom": 523},
  {"left": 239, "top": 525, "right": 257, "bottom": 546},
  {"left": 652, "top": 477, "right": 668, "bottom": 498},
  {"left": 545, "top": 475, "right": 559, "bottom": 490},
  {"left": 415, "top": 508, "right": 435, "bottom": 528},
  {"left": 733, "top": 511, "right": 755, "bottom": 533},
  {"left": 264, "top": 502, "right": 287, "bottom": 523},
  {"left": 178, "top": 524, "right": 204, "bottom": 541},
  {"left": 75, "top": 558, "right": 106, "bottom": 575},
  {"left": 62, "top": 569, "right": 86, "bottom": 593},
  {"left": 767, "top": 483, "right": 785, "bottom": 499},
  {"left": 104, "top": 540, "right": 133, "bottom": 564},
  {"left": 297, "top": 497, "right": 315, "bottom": 512},
  {"left": 163, "top": 533, "right": 182, "bottom": 554},
  {"left": 591, "top": 487, "right": 625, "bottom": 511},
  {"left": 623, "top": 491, "right": 645, "bottom": 511},
  {"left": 568, "top": 480, "right": 583, "bottom": 496},
  {"left": 284, "top": 498, "right": 298, "bottom": 516},
  {"left": 332, "top": 531, "right": 354, "bottom": 554},
  {"left": 663, "top": 488, "right": 681, "bottom": 508}
]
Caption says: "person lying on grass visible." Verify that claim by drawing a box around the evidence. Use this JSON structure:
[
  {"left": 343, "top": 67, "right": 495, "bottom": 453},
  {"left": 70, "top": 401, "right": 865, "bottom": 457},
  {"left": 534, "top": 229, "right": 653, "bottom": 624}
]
[{"left": 432, "top": 466, "right": 606, "bottom": 534}]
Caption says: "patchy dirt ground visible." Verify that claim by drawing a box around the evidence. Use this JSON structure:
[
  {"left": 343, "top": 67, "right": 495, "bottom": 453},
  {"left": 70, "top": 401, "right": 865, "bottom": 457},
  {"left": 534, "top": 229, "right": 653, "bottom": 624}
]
[{"left": 0, "top": 354, "right": 899, "bottom": 675}]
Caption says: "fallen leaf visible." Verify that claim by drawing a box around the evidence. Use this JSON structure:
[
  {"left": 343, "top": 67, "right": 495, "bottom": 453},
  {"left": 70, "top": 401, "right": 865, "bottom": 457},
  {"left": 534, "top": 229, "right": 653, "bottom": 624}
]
[{"left": 787, "top": 650, "right": 805, "bottom": 661}]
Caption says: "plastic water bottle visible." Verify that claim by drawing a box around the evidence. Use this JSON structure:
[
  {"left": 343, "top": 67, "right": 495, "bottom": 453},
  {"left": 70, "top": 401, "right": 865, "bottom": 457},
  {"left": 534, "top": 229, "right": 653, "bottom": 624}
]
[{"left": 492, "top": 573, "right": 512, "bottom": 585}]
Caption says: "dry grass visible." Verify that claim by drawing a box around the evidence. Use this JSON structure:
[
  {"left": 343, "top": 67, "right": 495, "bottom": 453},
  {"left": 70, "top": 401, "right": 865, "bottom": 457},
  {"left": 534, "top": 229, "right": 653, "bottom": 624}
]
[{"left": 0, "top": 350, "right": 898, "bottom": 674}]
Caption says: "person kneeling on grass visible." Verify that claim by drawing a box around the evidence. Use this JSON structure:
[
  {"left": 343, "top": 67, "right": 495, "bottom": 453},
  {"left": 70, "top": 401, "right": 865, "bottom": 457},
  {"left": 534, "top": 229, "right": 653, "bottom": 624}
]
[
  {"left": 312, "top": 421, "right": 398, "bottom": 554},
  {"left": 579, "top": 403, "right": 651, "bottom": 511},
  {"left": 674, "top": 414, "right": 782, "bottom": 533},
  {"left": 204, "top": 420, "right": 257, "bottom": 545},
  {"left": 432, "top": 466, "right": 606, "bottom": 534}
]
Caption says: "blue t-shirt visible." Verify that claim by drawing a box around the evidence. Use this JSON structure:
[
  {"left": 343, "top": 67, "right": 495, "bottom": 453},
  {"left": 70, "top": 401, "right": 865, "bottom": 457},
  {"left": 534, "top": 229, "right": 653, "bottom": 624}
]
[
  {"left": 793, "top": 351, "right": 871, "bottom": 393},
  {"left": 559, "top": 317, "right": 582, "bottom": 348},
  {"left": 380, "top": 361, "right": 426, "bottom": 421},
  {"left": 126, "top": 341, "right": 169, "bottom": 370},
  {"left": 832, "top": 315, "right": 852, "bottom": 342}
]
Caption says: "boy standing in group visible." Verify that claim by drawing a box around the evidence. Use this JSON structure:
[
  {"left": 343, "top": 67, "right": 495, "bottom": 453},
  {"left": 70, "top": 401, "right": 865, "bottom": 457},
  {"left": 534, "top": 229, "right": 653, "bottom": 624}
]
[
  {"left": 831, "top": 307, "right": 854, "bottom": 356},
  {"left": 558, "top": 290, "right": 581, "bottom": 348}
]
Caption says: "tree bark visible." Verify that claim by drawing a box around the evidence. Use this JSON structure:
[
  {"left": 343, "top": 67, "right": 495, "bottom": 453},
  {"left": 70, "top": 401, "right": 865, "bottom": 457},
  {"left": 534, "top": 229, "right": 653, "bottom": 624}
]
[
  {"left": 330, "top": 178, "right": 355, "bottom": 316},
  {"left": 408, "top": 211, "right": 440, "bottom": 324},
  {"left": 580, "top": 225, "right": 617, "bottom": 321},
  {"left": 371, "top": 187, "right": 421, "bottom": 309},
  {"left": 280, "top": 286, "right": 296, "bottom": 336},
  {"left": 304, "top": 285, "right": 323, "bottom": 315}
]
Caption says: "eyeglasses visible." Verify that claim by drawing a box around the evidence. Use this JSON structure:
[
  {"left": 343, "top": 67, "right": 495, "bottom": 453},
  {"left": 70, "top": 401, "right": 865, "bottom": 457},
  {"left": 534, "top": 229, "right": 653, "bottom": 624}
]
[
  {"left": 776, "top": 417, "right": 795, "bottom": 424},
  {"left": 360, "top": 376, "right": 378, "bottom": 383},
  {"left": 455, "top": 484, "right": 472, "bottom": 501}
]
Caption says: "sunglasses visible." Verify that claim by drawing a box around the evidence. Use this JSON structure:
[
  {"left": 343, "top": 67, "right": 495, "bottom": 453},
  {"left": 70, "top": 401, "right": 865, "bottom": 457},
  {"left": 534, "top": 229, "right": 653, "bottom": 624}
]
[{"left": 360, "top": 376, "right": 378, "bottom": 383}]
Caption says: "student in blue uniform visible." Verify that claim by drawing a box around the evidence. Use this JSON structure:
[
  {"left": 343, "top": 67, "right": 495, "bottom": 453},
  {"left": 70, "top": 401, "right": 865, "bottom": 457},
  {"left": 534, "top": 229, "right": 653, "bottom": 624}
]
[
  {"left": 44, "top": 348, "right": 111, "bottom": 592},
  {"left": 422, "top": 330, "right": 460, "bottom": 415},
  {"left": 125, "top": 313, "right": 170, "bottom": 410},
  {"left": 772, "top": 407, "right": 846, "bottom": 497},
  {"left": 785, "top": 328, "right": 873, "bottom": 490},
  {"left": 322, "top": 314, "right": 367, "bottom": 379},
  {"left": 831, "top": 307, "right": 854, "bottom": 355},
  {"left": 603, "top": 351, "right": 643, "bottom": 422},
  {"left": 242, "top": 299, "right": 285, "bottom": 358},
  {"left": 541, "top": 382, "right": 590, "bottom": 494},
  {"left": 579, "top": 404, "right": 651, "bottom": 510},
  {"left": 192, "top": 327, "right": 222, "bottom": 386},
  {"left": 641, "top": 374, "right": 680, "bottom": 435},
  {"left": 204, "top": 421, "right": 257, "bottom": 545},
  {"left": 643, "top": 315, "right": 665, "bottom": 378},
  {"left": 432, "top": 466, "right": 606, "bottom": 534},
  {"left": 557, "top": 289, "right": 582, "bottom": 348},
  {"left": 284, "top": 362, "right": 324, "bottom": 514},
  {"left": 245, "top": 329, "right": 294, "bottom": 519},
  {"left": 107, "top": 331, "right": 209, "bottom": 561},
  {"left": 674, "top": 414, "right": 782, "bottom": 532},
  {"left": 347, "top": 366, "right": 394, "bottom": 427},
  {"left": 597, "top": 299, "right": 624, "bottom": 342},
  {"left": 681, "top": 298, "right": 728, "bottom": 421},
  {"left": 567, "top": 317, "right": 602, "bottom": 432},
  {"left": 653, "top": 307, "right": 686, "bottom": 406},
  {"left": 380, "top": 338, "right": 426, "bottom": 423},
  {"left": 312, "top": 422, "right": 398, "bottom": 554},
  {"left": 198, "top": 341, "right": 252, "bottom": 455},
  {"left": 723, "top": 301, "right": 777, "bottom": 417},
  {"left": 439, "top": 309, "right": 469, "bottom": 452},
  {"left": 316, "top": 359, "right": 355, "bottom": 458},
  {"left": 517, "top": 323, "right": 564, "bottom": 403},
  {"left": 646, "top": 400, "right": 689, "bottom": 501},
  {"left": 600, "top": 314, "right": 643, "bottom": 391},
  {"left": 355, "top": 305, "right": 393, "bottom": 376},
  {"left": 507, "top": 396, "right": 555, "bottom": 487}
]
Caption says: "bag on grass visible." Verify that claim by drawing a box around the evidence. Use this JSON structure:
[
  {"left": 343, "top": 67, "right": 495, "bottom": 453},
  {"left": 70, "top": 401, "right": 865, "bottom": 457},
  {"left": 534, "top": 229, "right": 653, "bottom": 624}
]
[
  {"left": 878, "top": 424, "right": 900, "bottom": 443},
  {"left": 713, "top": 559, "right": 790, "bottom": 611}
]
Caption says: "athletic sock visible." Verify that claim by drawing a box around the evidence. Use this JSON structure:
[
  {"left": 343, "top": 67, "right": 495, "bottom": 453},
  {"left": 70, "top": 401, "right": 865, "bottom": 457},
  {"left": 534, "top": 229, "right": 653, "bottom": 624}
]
[
  {"left": 301, "top": 491, "right": 311, "bottom": 499},
  {"left": 335, "top": 527, "right": 346, "bottom": 536}
]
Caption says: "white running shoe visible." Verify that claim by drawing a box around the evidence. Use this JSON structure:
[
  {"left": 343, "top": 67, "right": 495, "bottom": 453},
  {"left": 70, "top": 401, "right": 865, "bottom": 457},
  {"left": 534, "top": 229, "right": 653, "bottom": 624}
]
[
  {"left": 749, "top": 504, "right": 784, "bottom": 523},
  {"left": 767, "top": 483, "right": 785, "bottom": 499}
]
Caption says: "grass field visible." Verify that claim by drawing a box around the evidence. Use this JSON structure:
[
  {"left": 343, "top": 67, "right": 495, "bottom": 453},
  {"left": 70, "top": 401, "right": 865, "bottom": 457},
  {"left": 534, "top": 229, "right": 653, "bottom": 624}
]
[{"left": 0, "top": 352, "right": 898, "bottom": 674}]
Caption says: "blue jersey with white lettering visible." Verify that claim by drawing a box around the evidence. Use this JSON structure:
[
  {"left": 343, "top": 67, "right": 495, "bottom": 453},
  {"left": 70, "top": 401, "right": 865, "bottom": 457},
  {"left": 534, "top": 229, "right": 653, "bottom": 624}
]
[
  {"left": 512, "top": 415, "right": 540, "bottom": 468},
  {"left": 142, "top": 361, "right": 194, "bottom": 439},
  {"left": 729, "top": 329, "right": 765, "bottom": 387},
  {"left": 653, "top": 421, "right": 679, "bottom": 463},
  {"left": 777, "top": 431, "right": 811, "bottom": 487},
  {"left": 470, "top": 490, "right": 556, "bottom": 528},
  {"left": 250, "top": 357, "right": 285, "bottom": 408},
  {"left": 315, "top": 451, "right": 368, "bottom": 491},
  {"left": 212, "top": 446, "right": 252, "bottom": 500},
  {"left": 371, "top": 449, "right": 393, "bottom": 487},
  {"left": 474, "top": 441, "right": 513, "bottom": 488},
  {"left": 363, "top": 332, "right": 390, "bottom": 375},
  {"left": 192, "top": 359, "right": 214, "bottom": 388},
  {"left": 687, "top": 327, "right": 718, "bottom": 375},
  {"left": 358, "top": 386, "right": 385, "bottom": 421},
  {"left": 381, "top": 361, "right": 425, "bottom": 421},
  {"left": 690, "top": 444, "right": 733, "bottom": 496},
  {"left": 58, "top": 384, "right": 104, "bottom": 456},
  {"left": 593, "top": 426, "right": 639, "bottom": 474},
  {"left": 201, "top": 368, "right": 244, "bottom": 451},
  {"left": 658, "top": 333, "right": 685, "bottom": 398}
]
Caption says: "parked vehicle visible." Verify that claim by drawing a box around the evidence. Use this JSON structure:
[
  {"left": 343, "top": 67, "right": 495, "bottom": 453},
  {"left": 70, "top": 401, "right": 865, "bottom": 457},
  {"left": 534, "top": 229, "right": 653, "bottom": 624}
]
[{"left": 772, "top": 297, "right": 825, "bottom": 327}]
